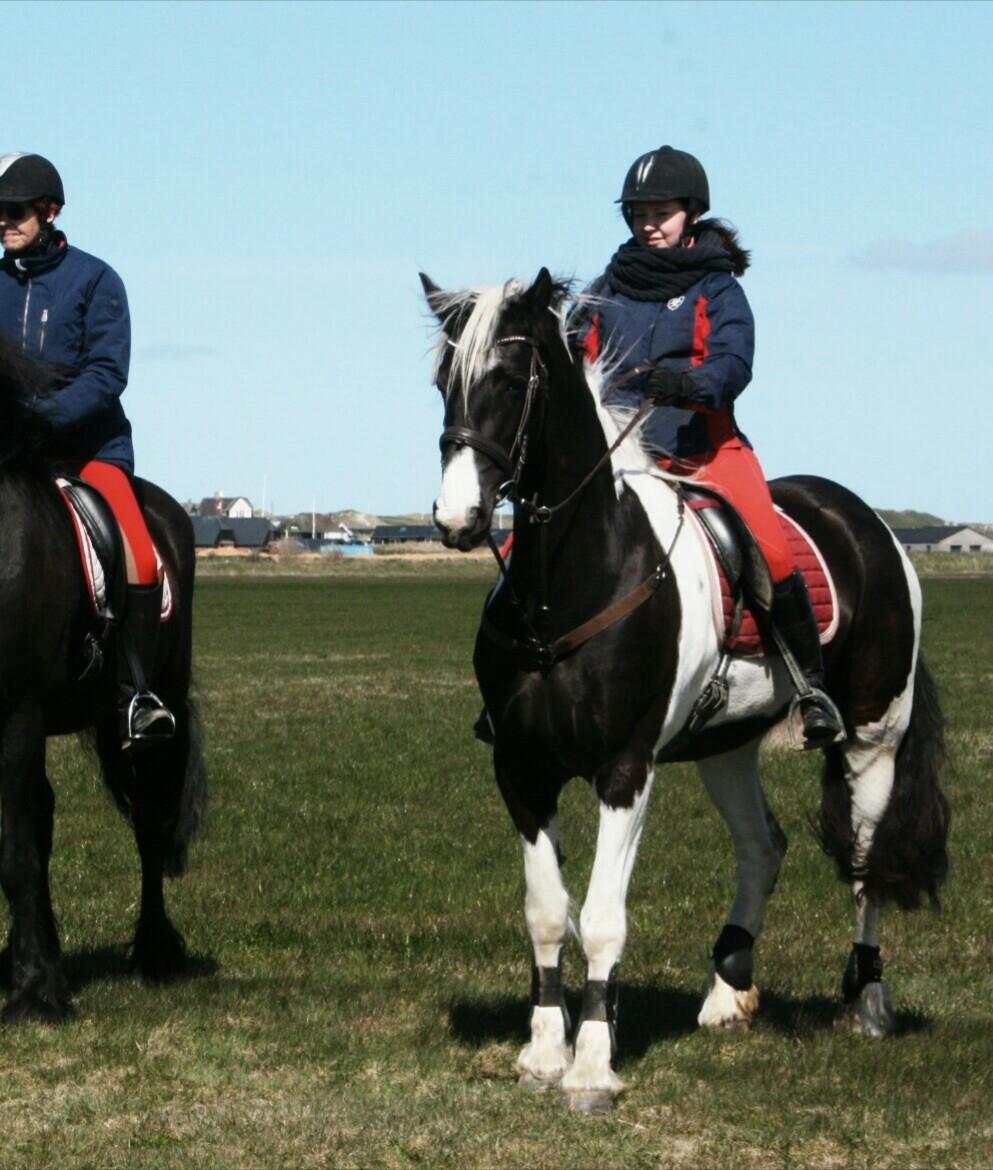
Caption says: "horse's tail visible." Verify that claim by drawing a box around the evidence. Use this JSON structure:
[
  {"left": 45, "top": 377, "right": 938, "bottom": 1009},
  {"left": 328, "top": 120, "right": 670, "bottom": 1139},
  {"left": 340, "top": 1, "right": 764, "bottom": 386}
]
[
  {"left": 93, "top": 692, "right": 208, "bottom": 878},
  {"left": 163, "top": 696, "right": 208, "bottom": 877},
  {"left": 817, "top": 652, "right": 949, "bottom": 909}
]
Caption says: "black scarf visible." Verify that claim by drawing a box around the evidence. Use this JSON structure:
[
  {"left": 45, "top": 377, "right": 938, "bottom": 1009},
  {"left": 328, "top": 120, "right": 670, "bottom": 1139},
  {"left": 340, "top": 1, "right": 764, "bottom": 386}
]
[
  {"left": 605, "top": 231, "right": 735, "bottom": 301},
  {"left": 2, "top": 229, "right": 68, "bottom": 279}
]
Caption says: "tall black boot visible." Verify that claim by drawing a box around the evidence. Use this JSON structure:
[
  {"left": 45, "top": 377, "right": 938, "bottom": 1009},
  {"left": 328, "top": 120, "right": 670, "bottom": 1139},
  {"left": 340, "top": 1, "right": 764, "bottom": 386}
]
[
  {"left": 770, "top": 570, "right": 845, "bottom": 749},
  {"left": 119, "top": 583, "right": 176, "bottom": 749}
]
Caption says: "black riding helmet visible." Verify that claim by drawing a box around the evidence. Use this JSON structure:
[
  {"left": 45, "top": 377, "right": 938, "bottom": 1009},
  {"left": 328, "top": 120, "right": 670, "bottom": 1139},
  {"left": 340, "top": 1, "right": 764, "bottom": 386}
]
[
  {"left": 617, "top": 145, "right": 708, "bottom": 226},
  {"left": 0, "top": 153, "right": 65, "bottom": 205}
]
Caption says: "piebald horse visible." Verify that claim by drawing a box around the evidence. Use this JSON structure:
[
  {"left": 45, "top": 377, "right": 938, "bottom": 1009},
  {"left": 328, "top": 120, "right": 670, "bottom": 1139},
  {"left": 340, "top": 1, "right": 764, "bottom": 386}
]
[{"left": 422, "top": 270, "right": 948, "bottom": 1113}]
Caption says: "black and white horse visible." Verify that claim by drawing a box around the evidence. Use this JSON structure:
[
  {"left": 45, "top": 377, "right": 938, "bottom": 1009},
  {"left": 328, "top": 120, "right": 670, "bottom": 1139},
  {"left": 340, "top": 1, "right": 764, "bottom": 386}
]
[
  {"left": 422, "top": 270, "right": 948, "bottom": 1112},
  {"left": 0, "top": 337, "right": 206, "bottom": 1022}
]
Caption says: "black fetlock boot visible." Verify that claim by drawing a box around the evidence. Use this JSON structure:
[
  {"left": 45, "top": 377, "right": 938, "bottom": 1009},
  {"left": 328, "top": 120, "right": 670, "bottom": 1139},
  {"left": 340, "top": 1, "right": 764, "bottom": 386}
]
[
  {"left": 119, "top": 582, "right": 176, "bottom": 749},
  {"left": 770, "top": 570, "right": 845, "bottom": 750}
]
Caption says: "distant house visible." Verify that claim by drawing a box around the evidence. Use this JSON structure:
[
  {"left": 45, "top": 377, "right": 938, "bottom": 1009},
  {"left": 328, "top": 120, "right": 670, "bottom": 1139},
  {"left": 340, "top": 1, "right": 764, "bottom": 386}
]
[
  {"left": 892, "top": 525, "right": 993, "bottom": 554},
  {"left": 198, "top": 495, "right": 254, "bottom": 519},
  {"left": 192, "top": 516, "right": 273, "bottom": 550}
]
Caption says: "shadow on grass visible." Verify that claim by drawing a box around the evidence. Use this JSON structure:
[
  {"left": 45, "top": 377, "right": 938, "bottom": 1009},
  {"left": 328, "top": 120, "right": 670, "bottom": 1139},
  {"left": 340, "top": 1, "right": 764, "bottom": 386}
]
[
  {"left": 0, "top": 944, "right": 218, "bottom": 993},
  {"left": 65, "top": 947, "right": 218, "bottom": 992},
  {"left": 448, "top": 981, "right": 933, "bottom": 1057}
]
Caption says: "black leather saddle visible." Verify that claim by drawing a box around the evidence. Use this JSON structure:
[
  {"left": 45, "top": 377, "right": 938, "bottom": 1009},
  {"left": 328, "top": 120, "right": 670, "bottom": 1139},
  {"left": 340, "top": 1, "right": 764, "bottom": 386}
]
[
  {"left": 57, "top": 475, "right": 127, "bottom": 623},
  {"left": 682, "top": 483, "right": 774, "bottom": 613}
]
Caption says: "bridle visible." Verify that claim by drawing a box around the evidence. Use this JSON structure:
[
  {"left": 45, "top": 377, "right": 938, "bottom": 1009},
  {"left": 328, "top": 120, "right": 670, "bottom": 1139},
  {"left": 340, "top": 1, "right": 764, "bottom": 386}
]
[
  {"left": 437, "top": 330, "right": 685, "bottom": 673},
  {"left": 438, "top": 334, "right": 545, "bottom": 504}
]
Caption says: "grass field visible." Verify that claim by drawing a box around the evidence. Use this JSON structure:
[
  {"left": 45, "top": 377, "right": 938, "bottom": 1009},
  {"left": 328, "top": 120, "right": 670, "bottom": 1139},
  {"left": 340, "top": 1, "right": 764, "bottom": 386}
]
[{"left": 2, "top": 564, "right": 991, "bottom": 1168}]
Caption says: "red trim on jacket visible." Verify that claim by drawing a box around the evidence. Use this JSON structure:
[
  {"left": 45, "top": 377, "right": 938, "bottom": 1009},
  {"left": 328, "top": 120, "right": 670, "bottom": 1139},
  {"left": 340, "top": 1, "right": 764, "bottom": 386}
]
[
  {"left": 691, "top": 295, "right": 711, "bottom": 367},
  {"left": 583, "top": 313, "right": 601, "bottom": 363}
]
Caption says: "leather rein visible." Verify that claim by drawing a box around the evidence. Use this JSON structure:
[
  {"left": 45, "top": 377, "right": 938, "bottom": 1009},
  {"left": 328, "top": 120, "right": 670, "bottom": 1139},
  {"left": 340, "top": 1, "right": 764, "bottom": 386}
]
[{"left": 439, "top": 335, "right": 685, "bottom": 672}]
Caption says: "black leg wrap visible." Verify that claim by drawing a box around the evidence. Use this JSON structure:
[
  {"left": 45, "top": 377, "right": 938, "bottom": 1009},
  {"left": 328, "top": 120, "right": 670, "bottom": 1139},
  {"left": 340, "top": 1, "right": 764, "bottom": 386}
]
[
  {"left": 578, "top": 963, "right": 619, "bottom": 1060},
  {"left": 530, "top": 960, "right": 570, "bottom": 1035},
  {"left": 842, "top": 943, "right": 883, "bottom": 1003},
  {"left": 713, "top": 924, "right": 755, "bottom": 992}
]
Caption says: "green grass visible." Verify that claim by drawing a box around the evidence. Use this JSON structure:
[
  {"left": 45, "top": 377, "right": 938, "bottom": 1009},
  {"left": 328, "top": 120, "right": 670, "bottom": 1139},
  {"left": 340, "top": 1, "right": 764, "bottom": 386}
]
[{"left": 2, "top": 571, "right": 991, "bottom": 1167}]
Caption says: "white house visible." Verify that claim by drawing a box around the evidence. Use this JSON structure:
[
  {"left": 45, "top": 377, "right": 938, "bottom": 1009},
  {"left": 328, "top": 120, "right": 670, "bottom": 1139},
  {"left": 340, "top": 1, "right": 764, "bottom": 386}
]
[
  {"left": 198, "top": 494, "right": 254, "bottom": 519},
  {"left": 892, "top": 525, "right": 993, "bottom": 553}
]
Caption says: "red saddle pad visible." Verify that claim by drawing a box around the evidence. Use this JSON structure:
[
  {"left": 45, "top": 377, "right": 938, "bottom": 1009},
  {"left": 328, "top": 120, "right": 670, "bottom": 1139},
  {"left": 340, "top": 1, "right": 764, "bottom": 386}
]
[{"left": 695, "top": 506, "right": 838, "bottom": 657}]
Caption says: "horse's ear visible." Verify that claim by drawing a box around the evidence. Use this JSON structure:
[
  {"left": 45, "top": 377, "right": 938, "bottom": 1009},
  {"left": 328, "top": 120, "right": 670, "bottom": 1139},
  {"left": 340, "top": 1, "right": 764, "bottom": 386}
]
[
  {"left": 420, "top": 272, "right": 446, "bottom": 319},
  {"left": 525, "top": 267, "right": 554, "bottom": 313}
]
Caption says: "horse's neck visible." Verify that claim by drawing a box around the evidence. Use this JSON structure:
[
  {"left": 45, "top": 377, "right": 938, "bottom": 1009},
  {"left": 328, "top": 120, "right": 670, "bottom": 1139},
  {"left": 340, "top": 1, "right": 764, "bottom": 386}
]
[{"left": 509, "top": 356, "right": 641, "bottom": 600}]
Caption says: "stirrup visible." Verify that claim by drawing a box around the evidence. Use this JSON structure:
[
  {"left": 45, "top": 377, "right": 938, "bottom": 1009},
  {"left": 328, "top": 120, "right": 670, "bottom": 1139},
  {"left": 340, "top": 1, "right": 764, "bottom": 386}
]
[
  {"left": 122, "top": 690, "right": 177, "bottom": 750},
  {"left": 785, "top": 688, "right": 845, "bottom": 751}
]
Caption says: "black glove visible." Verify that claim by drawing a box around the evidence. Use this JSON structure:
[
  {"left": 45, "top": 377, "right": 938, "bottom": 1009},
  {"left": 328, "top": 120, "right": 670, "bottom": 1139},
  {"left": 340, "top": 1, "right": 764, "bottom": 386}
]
[{"left": 645, "top": 367, "right": 697, "bottom": 407}]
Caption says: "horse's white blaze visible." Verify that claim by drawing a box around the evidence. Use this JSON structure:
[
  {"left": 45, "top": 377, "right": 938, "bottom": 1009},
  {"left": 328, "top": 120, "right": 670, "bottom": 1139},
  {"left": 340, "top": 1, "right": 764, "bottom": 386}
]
[
  {"left": 697, "top": 967, "right": 759, "bottom": 1030},
  {"left": 579, "top": 773, "right": 654, "bottom": 980},
  {"left": 522, "top": 821, "right": 570, "bottom": 969},
  {"left": 434, "top": 447, "right": 482, "bottom": 534},
  {"left": 697, "top": 742, "right": 784, "bottom": 938}
]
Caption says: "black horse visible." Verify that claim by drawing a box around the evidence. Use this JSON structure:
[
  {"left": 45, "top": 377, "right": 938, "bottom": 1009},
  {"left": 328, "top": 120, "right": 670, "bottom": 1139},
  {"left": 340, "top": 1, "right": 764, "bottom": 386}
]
[
  {"left": 422, "top": 270, "right": 948, "bottom": 1112},
  {"left": 0, "top": 337, "right": 206, "bottom": 1022}
]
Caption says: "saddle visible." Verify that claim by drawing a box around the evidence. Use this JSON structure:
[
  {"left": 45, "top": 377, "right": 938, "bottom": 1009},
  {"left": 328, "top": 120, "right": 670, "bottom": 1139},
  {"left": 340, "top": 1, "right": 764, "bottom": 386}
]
[
  {"left": 56, "top": 476, "right": 127, "bottom": 623},
  {"left": 55, "top": 477, "right": 174, "bottom": 679},
  {"left": 684, "top": 485, "right": 838, "bottom": 658}
]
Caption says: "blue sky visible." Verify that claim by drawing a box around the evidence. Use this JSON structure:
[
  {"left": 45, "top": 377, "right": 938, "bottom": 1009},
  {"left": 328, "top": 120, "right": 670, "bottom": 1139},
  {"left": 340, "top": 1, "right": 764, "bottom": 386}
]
[{"left": 11, "top": 0, "right": 992, "bottom": 519}]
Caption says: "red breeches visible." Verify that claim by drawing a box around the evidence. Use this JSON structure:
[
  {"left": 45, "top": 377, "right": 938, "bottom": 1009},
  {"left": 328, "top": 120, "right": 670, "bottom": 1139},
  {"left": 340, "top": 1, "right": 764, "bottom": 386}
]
[
  {"left": 665, "top": 443, "right": 796, "bottom": 583},
  {"left": 71, "top": 460, "right": 159, "bottom": 586}
]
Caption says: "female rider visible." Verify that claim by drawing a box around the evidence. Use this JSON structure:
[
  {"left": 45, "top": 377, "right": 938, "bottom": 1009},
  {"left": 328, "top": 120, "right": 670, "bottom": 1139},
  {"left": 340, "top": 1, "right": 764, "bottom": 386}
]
[
  {"left": 0, "top": 152, "right": 174, "bottom": 746},
  {"left": 583, "top": 145, "right": 842, "bottom": 748}
]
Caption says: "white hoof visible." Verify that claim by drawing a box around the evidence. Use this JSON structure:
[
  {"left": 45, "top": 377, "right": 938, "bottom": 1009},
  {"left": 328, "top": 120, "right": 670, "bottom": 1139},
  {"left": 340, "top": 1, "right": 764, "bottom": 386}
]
[
  {"left": 697, "top": 964, "right": 759, "bottom": 1032},
  {"left": 835, "top": 981, "right": 895, "bottom": 1038},
  {"left": 516, "top": 1006, "right": 572, "bottom": 1087},
  {"left": 560, "top": 1020, "right": 623, "bottom": 1106}
]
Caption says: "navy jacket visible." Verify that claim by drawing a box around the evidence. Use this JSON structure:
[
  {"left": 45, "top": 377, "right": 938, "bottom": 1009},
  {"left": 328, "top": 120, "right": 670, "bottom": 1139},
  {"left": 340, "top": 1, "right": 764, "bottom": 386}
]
[
  {"left": 0, "top": 234, "right": 134, "bottom": 472},
  {"left": 585, "top": 270, "right": 754, "bottom": 460}
]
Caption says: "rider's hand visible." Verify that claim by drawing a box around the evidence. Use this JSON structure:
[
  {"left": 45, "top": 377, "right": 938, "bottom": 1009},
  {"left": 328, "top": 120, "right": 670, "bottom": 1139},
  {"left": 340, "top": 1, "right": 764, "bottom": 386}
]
[{"left": 645, "top": 367, "right": 697, "bottom": 407}]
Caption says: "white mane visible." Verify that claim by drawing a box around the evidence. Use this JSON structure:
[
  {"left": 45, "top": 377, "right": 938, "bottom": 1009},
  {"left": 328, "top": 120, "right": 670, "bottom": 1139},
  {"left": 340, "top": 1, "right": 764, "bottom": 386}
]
[
  {"left": 428, "top": 279, "right": 685, "bottom": 490},
  {"left": 429, "top": 281, "right": 525, "bottom": 400}
]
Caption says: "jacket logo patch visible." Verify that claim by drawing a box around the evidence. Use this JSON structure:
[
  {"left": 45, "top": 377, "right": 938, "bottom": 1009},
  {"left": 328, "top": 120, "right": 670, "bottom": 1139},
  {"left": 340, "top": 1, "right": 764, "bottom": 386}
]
[{"left": 666, "top": 296, "right": 685, "bottom": 311}]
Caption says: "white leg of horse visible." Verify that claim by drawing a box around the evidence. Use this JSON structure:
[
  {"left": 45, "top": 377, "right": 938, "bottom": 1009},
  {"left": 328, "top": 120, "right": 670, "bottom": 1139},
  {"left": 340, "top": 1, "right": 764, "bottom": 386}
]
[
  {"left": 517, "top": 816, "right": 574, "bottom": 1087},
  {"left": 560, "top": 770, "right": 654, "bottom": 1113},
  {"left": 695, "top": 740, "right": 787, "bottom": 1031},
  {"left": 834, "top": 731, "right": 899, "bottom": 1037}
]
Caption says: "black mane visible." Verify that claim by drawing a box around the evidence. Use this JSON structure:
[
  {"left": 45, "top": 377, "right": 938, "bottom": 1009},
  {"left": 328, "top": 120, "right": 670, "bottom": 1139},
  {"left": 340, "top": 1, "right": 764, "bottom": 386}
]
[{"left": 0, "top": 334, "right": 55, "bottom": 466}]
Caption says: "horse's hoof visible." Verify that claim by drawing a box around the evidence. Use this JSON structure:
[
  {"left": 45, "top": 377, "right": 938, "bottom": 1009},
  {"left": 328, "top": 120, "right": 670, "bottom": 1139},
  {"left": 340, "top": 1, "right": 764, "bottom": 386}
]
[
  {"left": 834, "top": 981, "right": 895, "bottom": 1038},
  {"left": 130, "top": 919, "right": 188, "bottom": 983},
  {"left": 563, "top": 1089, "right": 617, "bottom": 1115},
  {"left": 2, "top": 993, "right": 74, "bottom": 1026},
  {"left": 697, "top": 967, "right": 759, "bottom": 1032},
  {"left": 518, "top": 1071, "right": 561, "bottom": 1091}
]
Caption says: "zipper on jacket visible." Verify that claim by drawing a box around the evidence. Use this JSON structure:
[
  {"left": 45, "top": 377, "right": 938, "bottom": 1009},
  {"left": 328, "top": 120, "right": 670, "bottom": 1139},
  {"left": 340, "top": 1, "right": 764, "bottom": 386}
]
[
  {"left": 20, "top": 279, "right": 32, "bottom": 351},
  {"left": 39, "top": 307, "right": 49, "bottom": 354}
]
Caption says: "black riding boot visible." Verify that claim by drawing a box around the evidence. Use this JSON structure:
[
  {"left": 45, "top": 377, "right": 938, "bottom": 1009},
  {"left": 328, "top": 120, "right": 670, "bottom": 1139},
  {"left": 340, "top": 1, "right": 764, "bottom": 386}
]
[
  {"left": 119, "top": 582, "right": 176, "bottom": 749},
  {"left": 771, "top": 570, "right": 845, "bottom": 749}
]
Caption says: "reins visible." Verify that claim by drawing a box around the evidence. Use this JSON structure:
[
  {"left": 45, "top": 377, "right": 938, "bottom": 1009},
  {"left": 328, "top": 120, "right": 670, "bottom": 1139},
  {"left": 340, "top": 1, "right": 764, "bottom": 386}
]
[{"left": 443, "top": 333, "right": 685, "bottom": 672}]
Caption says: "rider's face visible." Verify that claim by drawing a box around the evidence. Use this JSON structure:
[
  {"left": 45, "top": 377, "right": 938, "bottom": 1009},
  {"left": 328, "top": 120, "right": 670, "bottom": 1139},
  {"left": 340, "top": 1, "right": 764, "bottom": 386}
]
[
  {"left": 0, "top": 200, "right": 55, "bottom": 253},
  {"left": 630, "top": 200, "right": 689, "bottom": 249}
]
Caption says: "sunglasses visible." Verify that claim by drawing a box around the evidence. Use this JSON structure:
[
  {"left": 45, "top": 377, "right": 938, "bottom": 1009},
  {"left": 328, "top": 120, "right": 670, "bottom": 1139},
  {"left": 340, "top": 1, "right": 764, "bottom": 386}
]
[{"left": 0, "top": 202, "right": 31, "bottom": 221}]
